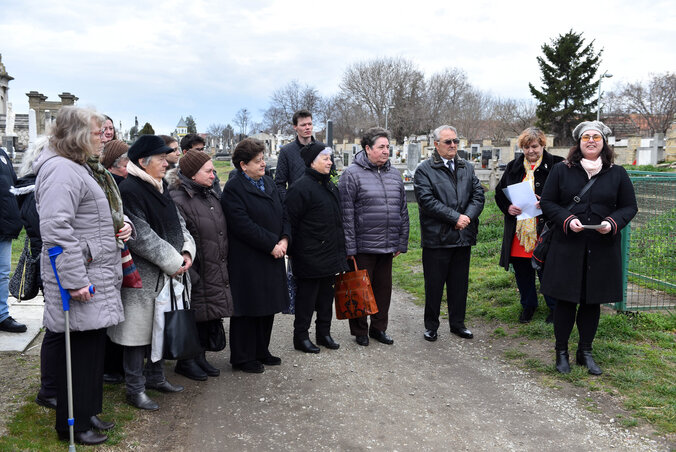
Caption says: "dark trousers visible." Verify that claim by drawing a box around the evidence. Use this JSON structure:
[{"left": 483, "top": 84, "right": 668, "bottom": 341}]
[
  {"left": 511, "top": 257, "right": 556, "bottom": 310},
  {"left": 422, "top": 246, "right": 471, "bottom": 331},
  {"left": 196, "top": 318, "right": 225, "bottom": 349},
  {"left": 348, "top": 253, "right": 393, "bottom": 336},
  {"left": 229, "top": 315, "right": 275, "bottom": 366},
  {"left": 39, "top": 329, "right": 60, "bottom": 399},
  {"left": 54, "top": 328, "right": 106, "bottom": 433},
  {"left": 554, "top": 300, "right": 600, "bottom": 351},
  {"left": 294, "top": 275, "right": 335, "bottom": 341},
  {"left": 123, "top": 345, "right": 166, "bottom": 395},
  {"left": 103, "top": 335, "right": 125, "bottom": 376}
]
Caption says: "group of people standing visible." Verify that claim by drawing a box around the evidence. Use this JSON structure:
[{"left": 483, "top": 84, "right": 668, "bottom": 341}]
[{"left": 0, "top": 103, "right": 636, "bottom": 445}]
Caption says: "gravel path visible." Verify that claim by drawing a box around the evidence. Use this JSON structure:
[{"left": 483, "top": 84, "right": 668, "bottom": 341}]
[{"left": 142, "top": 288, "right": 667, "bottom": 452}]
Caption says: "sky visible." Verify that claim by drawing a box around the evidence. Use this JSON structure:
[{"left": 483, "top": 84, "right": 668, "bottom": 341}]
[{"left": 1, "top": 0, "right": 674, "bottom": 135}]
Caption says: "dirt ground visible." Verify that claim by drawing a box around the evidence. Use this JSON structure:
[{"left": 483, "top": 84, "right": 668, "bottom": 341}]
[{"left": 0, "top": 288, "right": 673, "bottom": 451}]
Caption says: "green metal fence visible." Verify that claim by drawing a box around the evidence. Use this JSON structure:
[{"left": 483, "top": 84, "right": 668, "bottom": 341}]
[{"left": 617, "top": 171, "right": 676, "bottom": 311}]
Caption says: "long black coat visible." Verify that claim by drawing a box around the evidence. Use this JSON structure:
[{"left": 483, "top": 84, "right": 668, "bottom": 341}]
[
  {"left": 170, "top": 173, "right": 234, "bottom": 322},
  {"left": 495, "top": 150, "right": 564, "bottom": 270},
  {"left": 539, "top": 163, "right": 637, "bottom": 304},
  {"left": 221, "top": 172, "right": 291, "bottom": 317},
  {"left": 285, "top": 168, "right": 349, "bottom": 279}
]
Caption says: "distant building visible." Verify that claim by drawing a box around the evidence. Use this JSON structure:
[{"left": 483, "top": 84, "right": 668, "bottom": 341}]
[{"left": 175, "top": 117, "right": 188, "bottom": 138}]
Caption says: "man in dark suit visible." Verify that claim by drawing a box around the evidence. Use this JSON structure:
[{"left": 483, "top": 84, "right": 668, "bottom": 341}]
[{"left": 413, "top": 125, "right": 485, "bottom": 341}]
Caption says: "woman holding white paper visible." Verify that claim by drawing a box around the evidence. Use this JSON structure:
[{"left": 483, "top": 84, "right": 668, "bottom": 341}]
[{"left": 495, "top": 127, "right": 563, "bottom": 324}]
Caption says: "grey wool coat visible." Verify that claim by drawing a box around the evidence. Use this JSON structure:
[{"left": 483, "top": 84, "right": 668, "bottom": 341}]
[
  {"left": 33, "top": 147, "right": 125, "bottom": 333},
  {"left": 107, "top": 174, "right": 196, "bottom": 347}
]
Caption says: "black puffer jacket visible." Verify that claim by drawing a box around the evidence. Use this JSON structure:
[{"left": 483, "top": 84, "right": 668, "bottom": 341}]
[
  {"left": 286, "top": 167, "right": 349, "bottom": 279},
  {"left": 170, "top": 172, "right": 234, "bottom": 322},
  {"left": 338, "top": 150, "right": 409, "bottom": 256},
  {"left": 0, "top": 148, "right": 22, "bottom": 241},
  {"left": 413, "top": 151, "right": 485, "bottom": 248},
  {"left": 494, "top": 150, "right": 564, "bottom": 270}
]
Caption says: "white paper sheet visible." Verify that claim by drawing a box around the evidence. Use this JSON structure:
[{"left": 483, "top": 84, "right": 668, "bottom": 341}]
[{"left": 502, "top": 181, "right": 542, "bottom": 220}]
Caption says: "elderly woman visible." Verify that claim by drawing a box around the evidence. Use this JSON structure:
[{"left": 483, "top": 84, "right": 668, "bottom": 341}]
[
  {"left": 108, "top": 135, "right": 196, "bottom": 410},
  {"left": 169, "top": 150, "right": 234, "bottom": 380},
  {"left": 286, "top": 143, "right": 348, "bottom": 353},
  {"left": 222, "top": 138, "right": 290, "bottom": 373},
  {"left": 34, "top": 106, "right": 130, "bottom": 445},
  {"left": 540, "top": 121, "right": 637, "bottom": 375},
  {"left": 101, "top": 140, "right": 130, "bottom": 186},
  {"left": 495, "top": 127, "right": 563, "bottom": 324},
  {"left": 339, "top": 127, "right": 409, "bottom": 346}
]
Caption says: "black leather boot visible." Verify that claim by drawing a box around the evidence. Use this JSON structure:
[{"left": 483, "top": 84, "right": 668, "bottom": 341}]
[
  {"left": 555, "top": 349, "right": 571, "bottom": 374},
  {"left": 195, "top": 352, "right": 220, "bottom": 377},
  {"left": 175, "top": 359, "right": 208, "bottom": 381},
  {"left": 576, "top": 349, "right": 602, "bottom": 375}
]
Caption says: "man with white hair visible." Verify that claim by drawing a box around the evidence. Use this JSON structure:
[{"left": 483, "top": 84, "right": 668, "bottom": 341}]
[{"left": 414, "top": 125, "right": 484, "bottom": 342}]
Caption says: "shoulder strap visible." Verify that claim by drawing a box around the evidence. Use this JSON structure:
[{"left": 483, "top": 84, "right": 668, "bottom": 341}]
[{"left": 566, "top": 177, "right": 597, "bottom": 210}]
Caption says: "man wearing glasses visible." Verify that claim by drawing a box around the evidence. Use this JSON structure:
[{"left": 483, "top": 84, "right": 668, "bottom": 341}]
[{"left": 413, "top": 125, "right": 485, "bottom": 342}]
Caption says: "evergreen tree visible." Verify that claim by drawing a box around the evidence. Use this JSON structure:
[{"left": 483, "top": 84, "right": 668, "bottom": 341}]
[
  {"left": 529, "top": 30, "right": 602, "bottom": 145},
  {"left": 185, "top": 115, "right": 197, "bottom": 134},
  {"left": 138, "top": 122, "right": 155, "bottom": 135}
]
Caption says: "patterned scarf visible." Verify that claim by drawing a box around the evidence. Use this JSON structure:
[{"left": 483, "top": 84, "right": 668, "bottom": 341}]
[
  {"left": 85, "top": 155, "right": 125, "bottom": 247},
  {"left": 515, "top": 154, "right": 543, "bottom": 252},
  {"left": 580, "top": 157, "right": 602, "bottom": 179}
]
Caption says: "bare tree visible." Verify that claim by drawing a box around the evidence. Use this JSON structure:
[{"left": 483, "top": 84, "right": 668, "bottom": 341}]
[
  {"left": 339, "top": 57, "right": 427, "bottom": 141},
  {"left": 262, "top": 80, "right": 324, "bottom": 134},
  {"left": 611, "top": 72, "right": 676, "bottom": 135},
  {"left": 233, "top": 108, "right": 250, "bottom": 138},
  {"left": 424, "top": 68, "right": 471, "bottom": 130},
  {"left": 488, "top": 98, "right": 537, "bottom": 140},
  {"left": 454, "top": 88, "right": 493, "bottom": 142}
]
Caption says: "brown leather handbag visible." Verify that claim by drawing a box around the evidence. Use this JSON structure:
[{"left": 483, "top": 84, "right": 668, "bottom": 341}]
[{"left": 334, "top": 257, "right": 379, "bottom": 320}]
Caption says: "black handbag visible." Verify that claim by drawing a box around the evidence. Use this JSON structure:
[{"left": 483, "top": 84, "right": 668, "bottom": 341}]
[
  {"left": 163, "top": 275, "right": 202, "bottom": 360},
  {"left": 204, "top": 319, "right": 226, "bottom": 352},
  {"left": 9, "top": 237, "right": 41, "bottom": 301},
  {"left": 532, "top": 177, "right": 596, "bottom": 271}
]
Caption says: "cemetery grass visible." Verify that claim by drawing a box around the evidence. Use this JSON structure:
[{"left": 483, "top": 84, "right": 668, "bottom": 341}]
[{"left": 393, "top": 193, "right": 676, "bottom": 435}]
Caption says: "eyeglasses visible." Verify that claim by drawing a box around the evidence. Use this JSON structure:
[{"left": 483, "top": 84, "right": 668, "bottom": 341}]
[
  {"left": 91, "top": 129, "right": 103, "bottom": 137},
  {"left": 581, "top": 134, "right": 603, "bottom": 142},
  {"left": 438, "top": 138, "right": 460, "bottom": 145}
]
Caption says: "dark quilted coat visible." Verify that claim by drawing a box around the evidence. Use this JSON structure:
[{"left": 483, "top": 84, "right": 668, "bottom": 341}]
[
  {"left": 170, "top": 172, "right": 234, "bottom": 322},
  {"left": 338, "top": 150, "right": 409, "bottom": 256}
]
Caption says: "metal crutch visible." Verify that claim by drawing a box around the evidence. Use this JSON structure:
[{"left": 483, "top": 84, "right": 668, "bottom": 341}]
[{"left": 48, "top": 245, "right": 94, "bottom": 451}]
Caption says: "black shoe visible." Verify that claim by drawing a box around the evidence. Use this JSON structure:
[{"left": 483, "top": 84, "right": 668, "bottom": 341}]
[
  {"left": 545, "top": 309, "right": 554, "bottom": 324},
  {"left": 450, "top": 327, "right": 473, "bottom": 339},
  {"left": 195, "top": 352, "right": 220, "bottom": 377},
  {"left": 103, "top": 372, "right": 124, "bottom": 384},
  {"left": 175, "top": 359, "right": 208, "bottom": 381},
  {"left": 355, "top": 335, "right": 369, "bottom": 346},
  {"left": 126, "top": 392, "right": 159, "bottom": 411},
  {"left": 261, "top": 355, "right": 282, "bottom": 366},
  {"left": 146, "top": 380, "right": 184, "bottom": 393},
  {"left": 576, "top": 349, "right": 603, "bottom": 375},
  {"left": 233, "top": 361, "right": 264, "bottom": 373},
  {"left": 35, "top": 394, "right": 56, "bottom": 410},
  {"left": 90, "top": 415, "right": 115, "bottom": 431},
  {"left": 294, "top": 338, "right": 320, "bottom": 353},
  {"left": 555, "top": 350, "right": 571, "bottom": 374},
  {"left": 519, "top": 306, "right": 536, "bottom": 323},
  {"left": 369, "top": 329, "right": 394, "bottom": 345},
  {"left": 0, "top": 316, "right": 27, "bottom": 333},
  {"left": 58, "top": 429, "right": 108, "bottom": 445},
  {"left": 423, "top": 329, "right": 438, "bottom": 342},
  {"left": 316, "top": 335, "right": 340, "bottom": 350}
]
